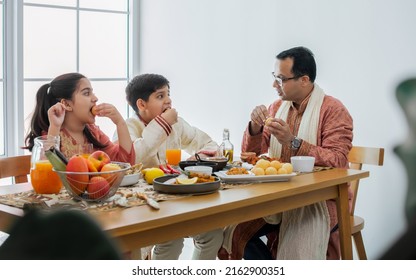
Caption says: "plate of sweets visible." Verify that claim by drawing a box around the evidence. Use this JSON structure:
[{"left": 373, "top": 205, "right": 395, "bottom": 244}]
[{"left": 215, "top": 158, "right": 296, "bottom": 183}]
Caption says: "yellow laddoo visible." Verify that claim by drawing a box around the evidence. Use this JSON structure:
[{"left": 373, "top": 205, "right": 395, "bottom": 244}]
[
  {"left": 265, "top": 166, "right": 278, "bottom": 175},
  {"left": 270, "top": 160, "right": 282, "bottom": 170},
  {"left": 251, "top": 167, "right": 265, "bottom": 176},
  {"left": 277, "top": 167, "right": 288, "bottom": 174},
  {"left": 255, "top": 159, "right": 271, "bottom": 169},
  {"left": 281, "top": 163, "right": 293, "bottom": 173}
]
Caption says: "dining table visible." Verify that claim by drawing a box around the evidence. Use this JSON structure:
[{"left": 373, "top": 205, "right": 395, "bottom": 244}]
[{"left": 0, "top": 168, "right": 369, "bottom": 260}]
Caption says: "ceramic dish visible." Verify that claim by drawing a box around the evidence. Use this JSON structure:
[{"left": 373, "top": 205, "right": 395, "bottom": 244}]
[
  {"left": 179, "top": 160, "right": 218, "bottom": 171},
  {"left": 153, "top": 174, "right": 221, "bottom": 194},
  {"left": 120, "top": 173, "right": 140, "bottom": 187},
  {"left": 214, "top": 171, "right": 296, "bottom": 183}
]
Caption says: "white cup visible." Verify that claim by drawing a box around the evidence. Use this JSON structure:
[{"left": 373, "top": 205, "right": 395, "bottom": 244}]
[
  {"left": 290, "top": 156, "right": 315, "bottom": 172},
  {"left": 184, "top": 165, "right": 213, "bottom": 176}
]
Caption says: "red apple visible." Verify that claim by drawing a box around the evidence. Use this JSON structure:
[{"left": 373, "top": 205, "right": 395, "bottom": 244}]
[
  {"left": 66, "top": 155, "right": 89, "bottom": 195},
  {"left": 100, "top": 163, "right": 122, "bottom": 183},
  {"left": 87, "top": 176, "right": 110, "bottom": 200},
  {"left": 87, "top": 151, "right": 111, "bottom": 172}
]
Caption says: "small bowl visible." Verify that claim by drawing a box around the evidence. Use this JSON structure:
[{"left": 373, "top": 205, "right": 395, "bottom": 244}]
[
  {"left": 179, "top": 160, "right": 218, "bottom": 171},
  {"left": 290, "top": 156, "right": 315, "bottom": 172},
  {"left": 184, "top": 165, "right": 213, "bottom": 176},
  {"left": 199, "top": 156, "right": 228, "bottom": 170},
  {"left": 120, "top": 173, "right": 140, "bottom": 187}
]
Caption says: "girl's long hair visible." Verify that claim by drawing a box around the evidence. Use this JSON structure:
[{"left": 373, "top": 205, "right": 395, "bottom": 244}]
[{"left": 24, "top": 73, "right": 106, "bottom": 151}]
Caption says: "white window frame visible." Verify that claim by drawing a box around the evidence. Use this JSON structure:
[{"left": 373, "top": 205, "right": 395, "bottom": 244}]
[{"left": 1, "top": 0, "right": 140, "bottom": 158}]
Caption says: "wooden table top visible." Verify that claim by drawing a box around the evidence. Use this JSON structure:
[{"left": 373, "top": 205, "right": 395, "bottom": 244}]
[{"left": 0, "top": 168, "right": 369, "bottom": 258}]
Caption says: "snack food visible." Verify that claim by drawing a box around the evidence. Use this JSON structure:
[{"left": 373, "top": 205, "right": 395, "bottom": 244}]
[
  {"left": 250, "top": 158, "right": 293, "bottom": 176},
  {"left": 265, "top": 117, "right": 273, "bottom": 126},
  {"left": 91, "top": 105, "right": 98, "bottom": 116},
  {"left": 226, "top": 167, "right": 249, "bottom": 175}
]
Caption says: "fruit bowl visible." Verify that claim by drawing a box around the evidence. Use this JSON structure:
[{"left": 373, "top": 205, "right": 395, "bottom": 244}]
[{"left": 54, "top": 162, "right": 131, "bottom": 202}]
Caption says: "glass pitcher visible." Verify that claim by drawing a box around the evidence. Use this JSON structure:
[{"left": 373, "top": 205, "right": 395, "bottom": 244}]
[{"left": 30, "top": 135, "right": 63, "bottom": 194}]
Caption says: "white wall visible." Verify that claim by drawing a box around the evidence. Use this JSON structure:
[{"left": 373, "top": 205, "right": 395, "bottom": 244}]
[{"left": 138, "top": 0, "right": 416, "bottom": 259}]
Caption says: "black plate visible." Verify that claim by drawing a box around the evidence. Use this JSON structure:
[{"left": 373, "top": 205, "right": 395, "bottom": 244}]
[{"left": 153, "top": 174, "right": 221, "bottom": 194}]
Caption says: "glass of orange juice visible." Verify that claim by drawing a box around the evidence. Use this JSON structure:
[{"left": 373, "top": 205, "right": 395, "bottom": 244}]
[
  {"left": 30, "top": 135, "right": 63, "bottom": 194},
  {"left": 76, "top": 143, "right": 93, "bottom": 159},
  {"left": 165, "top": 136, "right": 181, "bottom": 166}
]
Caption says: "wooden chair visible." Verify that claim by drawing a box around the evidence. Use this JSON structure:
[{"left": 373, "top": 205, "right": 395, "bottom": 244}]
[
  {"left": 348, "top": 146, "right": 384, "bottom": 259},
  {"left": 0, "top": 155, "right": 31, "bottom": 244},
  {"left": 0, "top": 155, "right": 31, "bottom": 184}
]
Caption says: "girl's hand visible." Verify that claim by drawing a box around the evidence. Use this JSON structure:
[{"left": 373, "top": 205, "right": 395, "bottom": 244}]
[
  {"left": 48, "top": 103, "right": 66, "bottom": 129},
  {"left": 94, "top": 103, "right": 124, "bottom": 126},
  {"left": 47, "top": 102, "right": 67, "bottom": 136},
  {"left": 95, "top": 103, "right": 132, "bottom": 154}
]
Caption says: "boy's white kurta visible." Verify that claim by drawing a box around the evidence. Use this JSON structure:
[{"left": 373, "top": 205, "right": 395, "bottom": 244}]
[{"left": 113, "top": 114, "right": 219, "bottom": 168}]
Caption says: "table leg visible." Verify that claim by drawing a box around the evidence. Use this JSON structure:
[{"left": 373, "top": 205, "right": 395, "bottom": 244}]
[{"left": 337, "top": 182, "right": 353, "bottom": 259}]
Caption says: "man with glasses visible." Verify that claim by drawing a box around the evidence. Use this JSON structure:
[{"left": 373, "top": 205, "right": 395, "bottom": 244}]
[{"left": 219, "top": 46, "right": 353, "bottom": 260}]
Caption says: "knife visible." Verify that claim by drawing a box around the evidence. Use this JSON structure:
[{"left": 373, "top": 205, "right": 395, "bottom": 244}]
[{"left": 137, "top": 192, "right": 160, "bottom": 210}]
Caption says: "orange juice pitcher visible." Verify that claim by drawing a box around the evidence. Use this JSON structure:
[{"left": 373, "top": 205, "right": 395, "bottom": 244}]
[{"left": 30, "top": 135, "right": 63, "bottom": 194}]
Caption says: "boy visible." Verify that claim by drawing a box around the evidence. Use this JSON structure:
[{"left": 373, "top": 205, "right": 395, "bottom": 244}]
[{"left": 114, "top": 73, "right": 222, "bottom": 260}]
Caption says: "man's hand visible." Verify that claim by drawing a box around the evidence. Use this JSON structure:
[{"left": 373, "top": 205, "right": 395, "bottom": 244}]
[
  {"left": 249, "top": 105, "right": 269, "bottom": 135},
  {"left": 265, "top": 118, "right": 294, "bottom": 145}
]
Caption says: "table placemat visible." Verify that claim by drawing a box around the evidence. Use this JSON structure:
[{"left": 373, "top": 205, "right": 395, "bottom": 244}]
[{"left": 0, "top": 168, "right": 331, "bottom": 212}]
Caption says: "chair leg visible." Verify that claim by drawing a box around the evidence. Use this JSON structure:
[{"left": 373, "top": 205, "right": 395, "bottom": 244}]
[{"left": 352, "top": 231, "right": 367, "bottom": 260}]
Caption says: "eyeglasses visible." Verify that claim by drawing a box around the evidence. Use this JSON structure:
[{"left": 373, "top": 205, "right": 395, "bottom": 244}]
[{"left": 271, "top": 72, "right": 300, "bottom": 86}]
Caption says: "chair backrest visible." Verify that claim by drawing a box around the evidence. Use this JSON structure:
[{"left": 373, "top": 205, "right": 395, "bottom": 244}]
[
  {"left": 0, "top": 155, "right": 31, "bottom": 184},
  {"left": 348, "top": 146, "right": 384, "bottom": 215}
]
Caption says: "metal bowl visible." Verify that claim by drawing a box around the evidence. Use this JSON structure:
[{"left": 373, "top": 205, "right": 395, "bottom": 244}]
[{"left": 54, "top": 161, "right": 131, "bottom": 202}]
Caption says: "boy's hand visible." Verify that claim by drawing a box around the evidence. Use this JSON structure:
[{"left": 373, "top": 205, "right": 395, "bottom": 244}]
[{"left": 161, "top": 108, "right": 178, "bottom": 126}]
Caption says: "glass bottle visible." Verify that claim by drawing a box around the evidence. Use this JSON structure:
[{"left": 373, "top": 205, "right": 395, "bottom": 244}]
[
  {"left": 30, "top": 135, "right": 63, "bottom": 194},
  {"left": 220, "top": 128, "right": 234, "bottom": 163}
]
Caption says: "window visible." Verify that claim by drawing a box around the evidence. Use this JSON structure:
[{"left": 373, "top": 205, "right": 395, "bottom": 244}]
[
  {"left": 1, "top": 1, "right": 4, "bottom": 156},
  {"left": 1, "top": 0, "right": 137, "bottom": 158}
]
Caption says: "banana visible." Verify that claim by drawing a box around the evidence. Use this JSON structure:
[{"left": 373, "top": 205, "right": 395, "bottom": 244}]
[{"left": 45, "top": 150, "right": 67, "bottom": 171}]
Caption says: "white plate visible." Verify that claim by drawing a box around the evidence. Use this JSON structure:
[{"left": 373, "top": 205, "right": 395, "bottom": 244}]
[
  {"left": 120, "top": 173, "right": 140, "bottom": 187},
  {"left": 214, "top": 171, "right": 296, "bottom": 183}
]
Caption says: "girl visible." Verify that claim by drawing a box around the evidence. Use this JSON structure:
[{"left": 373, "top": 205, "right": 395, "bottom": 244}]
[{"left": 24, "top": 72, "right": 135, "bottom": 165}]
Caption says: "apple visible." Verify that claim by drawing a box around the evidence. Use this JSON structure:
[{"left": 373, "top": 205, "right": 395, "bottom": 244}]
[
  {"left": 100, "top": 163, "right": 122, "bottom": 183},
  {"left": 87, "top": 176, "right": 110, "bottom": 200},
  {"left": 87, "top": 151, "right": 111, "bottom": 172},
  {"left": 66, "top": 155, "right": 89, "bottom": 195}
]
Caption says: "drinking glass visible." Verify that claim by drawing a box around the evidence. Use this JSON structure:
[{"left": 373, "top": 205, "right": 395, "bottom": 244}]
[
  {"left": 75, "top": 143, "right": 93, "bottom": 159},
  {"left": 165, "top": 136, "right": 181, "bottom": 166}
]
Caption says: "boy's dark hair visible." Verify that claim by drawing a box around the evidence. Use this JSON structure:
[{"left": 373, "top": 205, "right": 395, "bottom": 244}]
[
  {"left": 126, "top": 74, "right": 170, "bottom": 113},
  {"left": 24, "top": 72, "right": 106, "bottom": 151},
  {"left": 276, "top": 46, "right": 317, "bottom": 83}
]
